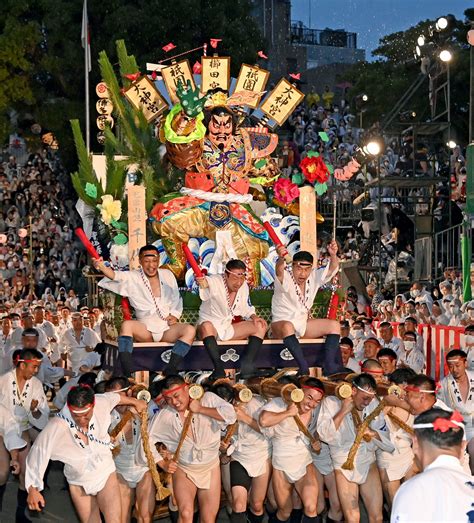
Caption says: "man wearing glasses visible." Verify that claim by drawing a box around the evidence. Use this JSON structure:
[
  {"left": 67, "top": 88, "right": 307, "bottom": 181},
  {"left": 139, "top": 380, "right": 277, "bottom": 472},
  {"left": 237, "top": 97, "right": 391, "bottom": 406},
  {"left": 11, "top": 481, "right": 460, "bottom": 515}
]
[
  {"left": 196, "top": 259, "right": 267, "bottom": 378},
  {"left": 271, "top": 241, "right": 342, "bottom": 375}
]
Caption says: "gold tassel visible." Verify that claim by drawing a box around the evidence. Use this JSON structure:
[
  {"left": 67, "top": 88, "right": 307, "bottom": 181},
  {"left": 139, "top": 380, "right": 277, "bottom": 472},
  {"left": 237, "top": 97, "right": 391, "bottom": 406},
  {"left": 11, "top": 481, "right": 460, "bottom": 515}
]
[
  {"left": 341, "top": 400, "right": 386, "bottom": 471},
  {"left": 139, "top": 409, "right": 171, "bottom": 500},
  {"left": 386, "top": 410, "right": 414, "bottom": 436}
]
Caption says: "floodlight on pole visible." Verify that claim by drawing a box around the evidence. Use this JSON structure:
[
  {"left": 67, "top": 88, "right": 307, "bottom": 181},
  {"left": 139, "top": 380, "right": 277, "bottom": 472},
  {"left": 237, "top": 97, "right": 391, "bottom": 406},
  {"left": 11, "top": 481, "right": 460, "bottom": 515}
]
[
  {"left": 365, "top": 141, "right": 382, "bottom": 156},
  {"left": 447, "top": 140, "right": 457, "bottom": 149},
  {"left": 417, "top": 35, "right": 425, "bottom": 47},
  {"left": 362, "top": 94, "right": 368, "bottom": 102},
  {"left": 439, "top": 49, "right": 453, "bottom": 62},
  {"left": 436, "top": 17, "right": 448, "bottom": 31}
]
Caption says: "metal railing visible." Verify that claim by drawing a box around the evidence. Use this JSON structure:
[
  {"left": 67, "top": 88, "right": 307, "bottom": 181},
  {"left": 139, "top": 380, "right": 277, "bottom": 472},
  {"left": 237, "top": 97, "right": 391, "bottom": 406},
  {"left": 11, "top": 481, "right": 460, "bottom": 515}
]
[
  {"left": 433, "top": 223, "right": 465, "bottom": 282},
  {"left": 290, "top": 23, "right": 357, "bottom": 48},
  {"left": 318, "top": 186, "right": 364, "bottom": 227}
]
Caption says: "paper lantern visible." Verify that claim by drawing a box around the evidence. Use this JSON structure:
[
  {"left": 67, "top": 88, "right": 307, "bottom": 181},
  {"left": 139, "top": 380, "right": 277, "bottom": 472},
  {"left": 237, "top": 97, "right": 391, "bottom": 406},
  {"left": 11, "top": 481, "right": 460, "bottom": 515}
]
[{"left": 468, "top": 29, "right": 474, "bottom": 46}]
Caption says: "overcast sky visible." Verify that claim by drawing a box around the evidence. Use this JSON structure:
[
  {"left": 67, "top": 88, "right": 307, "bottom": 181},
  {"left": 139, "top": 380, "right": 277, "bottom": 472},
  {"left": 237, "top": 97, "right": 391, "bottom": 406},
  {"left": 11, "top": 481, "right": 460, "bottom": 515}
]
[{"left": 291, "top": 0, "right": 470, "bottom": 57}]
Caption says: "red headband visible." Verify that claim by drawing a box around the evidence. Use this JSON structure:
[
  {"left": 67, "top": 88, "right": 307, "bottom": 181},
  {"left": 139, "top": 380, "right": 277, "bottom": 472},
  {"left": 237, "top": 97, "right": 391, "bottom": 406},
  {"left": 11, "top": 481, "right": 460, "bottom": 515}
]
[
  {"left": 361, "top": 368, "right": 385, "bottom": 375},
  {"left": 163, "top": 383, "right": 187, "bottom": 396},
  {"left": 15, "top": 358, "right": 42, "bottom": 364},
  {"left": 413, "top": 411, "right": 464, "bottom": 433},
  {"left": 302, "top": 385, "right": 325, "bottom": 396},
  {"left": 405, "top": 383, "right": 440, "bottom": 394}
]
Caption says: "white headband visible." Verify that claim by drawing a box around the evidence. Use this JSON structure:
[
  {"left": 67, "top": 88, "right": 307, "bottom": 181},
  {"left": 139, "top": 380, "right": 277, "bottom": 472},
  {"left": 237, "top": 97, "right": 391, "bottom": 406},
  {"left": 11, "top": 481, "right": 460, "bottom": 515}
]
[{"left": 355, "top": 385, "right": 376, "bottom": 396}]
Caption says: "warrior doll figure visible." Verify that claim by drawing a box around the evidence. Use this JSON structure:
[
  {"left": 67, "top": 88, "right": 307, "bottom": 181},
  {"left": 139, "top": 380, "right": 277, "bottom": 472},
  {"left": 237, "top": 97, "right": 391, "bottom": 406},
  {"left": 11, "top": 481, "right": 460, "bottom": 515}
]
[{"left": 151, "top": 81, "right": 278, "bottom": 281}]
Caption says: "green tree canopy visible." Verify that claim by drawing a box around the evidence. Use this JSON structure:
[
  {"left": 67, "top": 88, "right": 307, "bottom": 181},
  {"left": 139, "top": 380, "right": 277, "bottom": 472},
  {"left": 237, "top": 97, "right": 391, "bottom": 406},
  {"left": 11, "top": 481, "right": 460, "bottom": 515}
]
[
  {"left": 341, "top": 9, "right": 472, "bottom": 143},
  {"left": 0, "top": 0, "right": 264, "bottom": 167}
]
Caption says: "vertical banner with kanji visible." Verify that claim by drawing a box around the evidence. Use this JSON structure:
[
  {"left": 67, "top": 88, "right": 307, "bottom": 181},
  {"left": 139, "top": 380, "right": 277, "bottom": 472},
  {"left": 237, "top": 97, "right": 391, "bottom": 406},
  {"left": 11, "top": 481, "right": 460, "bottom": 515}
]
[
  {"left": 161, "top": 60, "right": 195, "bottom": 104},
  {"left": 299, "top": 186, "right": 317, "bottom": 263},
  {"left": 233, "top": 64, "right": 269, "bottom": 108},
  {"left": 261, "top": 78, "right": 304, "bottom": 126},
  {"left": 201, "top": 56, "right": 230, "bottom": 93},
  {"left": 124, "top": 76, "right": 168, "bottom": 122},
  {"left": 127, "top": 185, "right": 147, "bottom": 269}
]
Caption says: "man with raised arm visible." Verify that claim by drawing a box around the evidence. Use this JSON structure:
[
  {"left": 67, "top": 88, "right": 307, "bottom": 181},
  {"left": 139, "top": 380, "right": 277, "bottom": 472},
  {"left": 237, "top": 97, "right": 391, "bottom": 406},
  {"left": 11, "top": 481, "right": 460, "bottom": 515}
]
[
  {"left": 271, "top": 241, "right": 342, "bottom": 375},
  {"left": 94, "top": 244, "right": 196, "bottom": 376}
]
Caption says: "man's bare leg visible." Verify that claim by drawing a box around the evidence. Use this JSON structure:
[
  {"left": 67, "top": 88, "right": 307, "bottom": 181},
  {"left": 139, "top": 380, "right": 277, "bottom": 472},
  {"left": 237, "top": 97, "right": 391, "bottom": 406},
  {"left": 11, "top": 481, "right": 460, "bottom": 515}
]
[
  {"left": 172, "top": 467, "right": 198, "bottom": 523},
  {"left": 69, "top": 484, "right": 101, "bottom": 523},
  {"left": 272, "top": 468, "right": 294, "bottom": 521},
  {"left": 304, "top": 318, "right": 342, "bottom": 375},
  {"left": 334, "top": 469, "right": 361, "bottom": 522},
  {"left": 294, "top": 464, "right": 318, "bottom": 517},
  {"left": 313, "top": 466, "right": 327, "bottom": 515},
  {"left": 323, "top": 471, "right": 343, "bottom": 521},
  {"left": 96, "top": 472, "right": 122, "bottom": 523},
  {"left": 248, "top": 460, "right": 272, "bottom": 517},
  {"left": 378, "top": 467, "right": 399, "bottom": 509},
  {"left": 196, "top": 464, "right": 222, "bottom": 523},
  {"left": 359, "top": 464, "right": 383, "bottom": 523},
  {"left": 135, "top": 471, "right": 156, "bottom": 523},
  {"left": 116, "top": 473, "right": 133, "bottom": 523}
]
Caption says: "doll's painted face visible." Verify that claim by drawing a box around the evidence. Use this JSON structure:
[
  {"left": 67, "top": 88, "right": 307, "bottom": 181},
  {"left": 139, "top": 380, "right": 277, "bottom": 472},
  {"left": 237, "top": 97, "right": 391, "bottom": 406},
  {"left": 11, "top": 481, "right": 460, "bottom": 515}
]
[{"left": 208, "top": 112, "right": 233, "bottom": 150}]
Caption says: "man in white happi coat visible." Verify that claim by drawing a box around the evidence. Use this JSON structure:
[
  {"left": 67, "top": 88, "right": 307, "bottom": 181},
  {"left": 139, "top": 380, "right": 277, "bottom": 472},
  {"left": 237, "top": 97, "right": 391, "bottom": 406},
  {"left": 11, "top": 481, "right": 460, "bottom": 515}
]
[
  {"left": 60, "top": 312, "right": 101, "bottom": 375},
  {"left": 145, "top": 375, "right": 236, "bottom": 523},
  {"left": 106, "top": 377, "right": 155, "bottom": 523},
  {"left": 399, "top": 330, "right": 425, "bottom": 373},
  {"left": 94, "top": 244, "right": 195, "bottom": 376},
  {"left": 375, "top": 368, "right": 416, "bottom": 507},
  {"left": 0, "top": 403, "right": 26, "bottom": 513},
  {"left": 317, "top": 373, "right": 394, "bottom": 523},
  {"left": 308, "top": 398, "right": 343, "bottom": 522},
  {"left": 196, "top": 259, "right": 268, "bottom": 379},
  {"left": 33, "top": 305, "right": 57, "bottom": 346},
  {"left": 438, "top": 349, "right": 474, "bottom": 472},
  {"left": 26, "top": 384, "right": 147, "bottom": 522},
  {"left": 271, "top": 242, "right": 342, "bottom": 375},
  {"left": 259, "top": 377, "right": 325, "bottom": 523},
  {"left": 0, "top": 316, "right": 13, "bottom": 374},
  {"left": 378, "top": 322, "right": 404, "bottom": 357},
  {"left": 391, "top": 407, "right": 474, "bottom": 523},
  {"left": 222, "top": 391, "right": 271, "bottom": 523},
  {"left": 0, "top": 348, "right": 49, "bottom": 521},
  {"left": 10, "top": 312, "right": 48, "bottom": 354}
]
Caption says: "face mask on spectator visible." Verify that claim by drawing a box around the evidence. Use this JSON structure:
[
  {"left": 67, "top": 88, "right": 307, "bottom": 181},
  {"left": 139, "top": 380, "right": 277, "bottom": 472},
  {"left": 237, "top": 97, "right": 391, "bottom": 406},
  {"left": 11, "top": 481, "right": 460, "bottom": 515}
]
[
  {"left": 404, "top": 341, "right": 416, "bottom": 351},
  {"left": 410, "top": 289, "right": 420, "bottom": 298},
  {"left": 465, "top": 334, "right": 474, "bottom": 344},
  {"left": 450, "top": 306, "right": 460, "bottom": 315},
  {"left": 12, "top": 320, "right": 20, "bottom": 328},
  {"left": 351, "top": 328, "right": 364, "bottom": 338}
]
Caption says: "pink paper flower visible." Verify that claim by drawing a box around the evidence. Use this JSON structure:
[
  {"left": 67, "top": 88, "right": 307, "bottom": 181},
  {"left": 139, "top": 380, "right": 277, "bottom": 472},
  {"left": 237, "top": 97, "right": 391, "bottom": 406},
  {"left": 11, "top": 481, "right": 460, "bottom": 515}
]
[{"left": 274, "top": 177, "right": 300, "bottom": 205}]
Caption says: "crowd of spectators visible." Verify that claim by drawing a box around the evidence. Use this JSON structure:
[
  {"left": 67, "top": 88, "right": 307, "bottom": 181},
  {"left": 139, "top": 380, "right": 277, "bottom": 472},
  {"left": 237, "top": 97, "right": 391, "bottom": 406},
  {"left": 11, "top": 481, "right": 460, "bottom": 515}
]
[
  {"left": 277, "top": 86, "right": 467, "bottom": 287},
  {"left": 0, "top": 144, "right": 86, "bottom": 311},
  {"left": 344, "top": 268, "right": 474, "bottom": 329}
]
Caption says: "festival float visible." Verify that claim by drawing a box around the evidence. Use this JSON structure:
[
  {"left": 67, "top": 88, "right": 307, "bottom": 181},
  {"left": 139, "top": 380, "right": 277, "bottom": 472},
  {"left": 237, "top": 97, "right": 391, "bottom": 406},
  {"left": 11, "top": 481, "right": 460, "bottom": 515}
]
[{"left": 71, "top": 40, "right": 355, "bottom": 371}]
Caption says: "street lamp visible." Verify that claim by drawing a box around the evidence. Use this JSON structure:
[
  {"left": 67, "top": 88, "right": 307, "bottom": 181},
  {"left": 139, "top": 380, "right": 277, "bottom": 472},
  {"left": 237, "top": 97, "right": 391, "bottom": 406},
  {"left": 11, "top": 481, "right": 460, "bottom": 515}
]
[
  {"left": 439, "top": 48, "right": 453, "bottom": 151},
  {"left": 436, "top": 17, "right": 448, "bottom": 31},
  {"left": 439, "top": 49, "right": 452, "bottom": 62}
]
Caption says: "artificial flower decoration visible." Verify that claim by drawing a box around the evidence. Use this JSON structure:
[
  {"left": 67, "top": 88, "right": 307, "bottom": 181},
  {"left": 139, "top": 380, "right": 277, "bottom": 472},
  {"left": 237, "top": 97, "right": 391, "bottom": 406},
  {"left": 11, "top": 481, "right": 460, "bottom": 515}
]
[
  {"left": 85, "top": 182, "right": 98, "bottom": 198},
  {"left": 300, "top": 154, "right": 330, "bottom": 185},
  {"left": 273, "top": 177, "right": 300, "bottom": 205},
  {"left": 97, "top": 195, "right": 122, "bottom": 225}
]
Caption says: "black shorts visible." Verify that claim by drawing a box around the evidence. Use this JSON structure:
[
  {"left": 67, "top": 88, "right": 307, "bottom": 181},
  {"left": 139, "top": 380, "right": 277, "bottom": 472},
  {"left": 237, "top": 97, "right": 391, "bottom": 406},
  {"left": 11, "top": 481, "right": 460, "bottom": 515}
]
[{"left": 229, "top": 460, "right": 252, "bottom": 490}]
